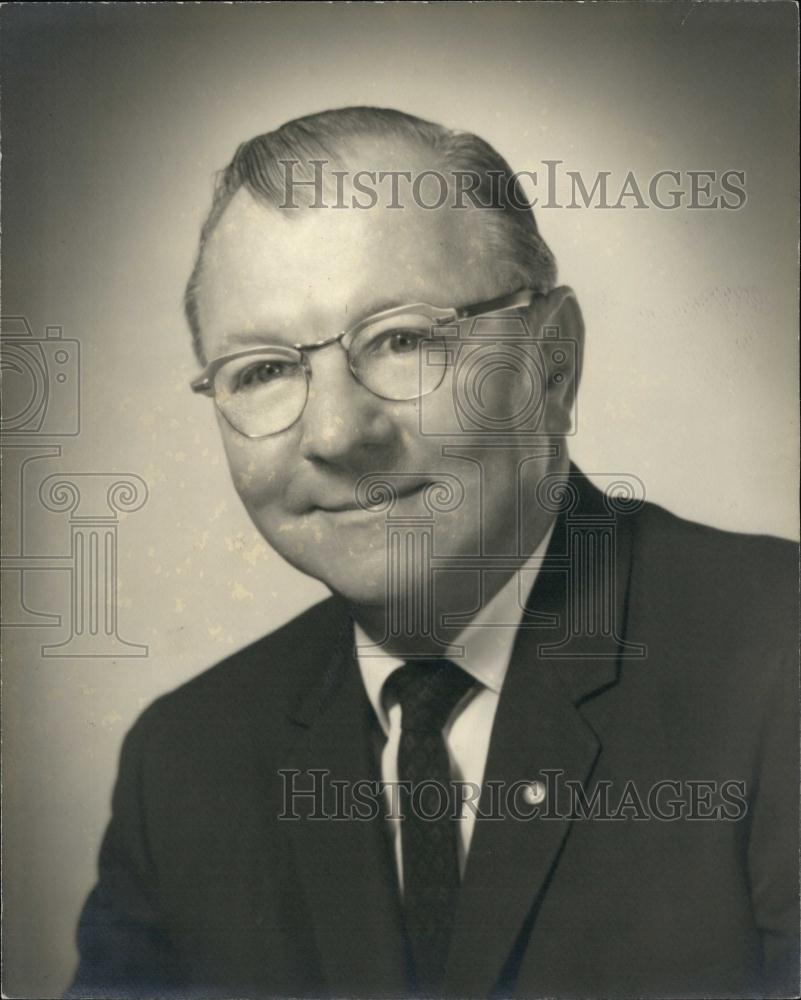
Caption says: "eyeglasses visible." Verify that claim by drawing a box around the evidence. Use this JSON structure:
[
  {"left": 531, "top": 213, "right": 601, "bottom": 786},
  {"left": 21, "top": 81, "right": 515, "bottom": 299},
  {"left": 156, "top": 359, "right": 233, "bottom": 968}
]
[{"left": 190, "top": 287, "right": 538, "bottom": 438}]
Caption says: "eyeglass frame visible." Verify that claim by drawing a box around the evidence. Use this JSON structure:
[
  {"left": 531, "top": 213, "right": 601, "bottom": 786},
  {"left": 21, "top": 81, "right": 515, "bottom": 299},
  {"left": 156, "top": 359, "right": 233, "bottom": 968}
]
[{"left": 189, "top": 286, "right": 542, "bottom": 436}]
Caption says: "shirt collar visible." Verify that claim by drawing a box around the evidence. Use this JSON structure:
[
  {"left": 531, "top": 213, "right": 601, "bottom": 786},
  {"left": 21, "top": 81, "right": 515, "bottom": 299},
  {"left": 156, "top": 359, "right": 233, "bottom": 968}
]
[{"left": 355, "top": 520, "right": 555, "bottom": 734}]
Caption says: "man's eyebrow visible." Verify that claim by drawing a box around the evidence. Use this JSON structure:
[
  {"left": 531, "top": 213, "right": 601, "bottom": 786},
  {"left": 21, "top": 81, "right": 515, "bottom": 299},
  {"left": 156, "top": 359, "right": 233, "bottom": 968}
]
[
  {"left": 350, "top": 296, "right": 416, "bottom": 318},
  {"left": 222, "top": 328, "right": 291, "bottom": 350}
]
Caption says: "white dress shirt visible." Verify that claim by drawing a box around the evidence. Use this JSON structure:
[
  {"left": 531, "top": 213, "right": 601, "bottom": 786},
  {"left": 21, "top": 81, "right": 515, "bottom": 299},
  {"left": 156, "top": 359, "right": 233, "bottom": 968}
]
[{"left": 354, "top": 522, "right": 554, "bottom": 889}]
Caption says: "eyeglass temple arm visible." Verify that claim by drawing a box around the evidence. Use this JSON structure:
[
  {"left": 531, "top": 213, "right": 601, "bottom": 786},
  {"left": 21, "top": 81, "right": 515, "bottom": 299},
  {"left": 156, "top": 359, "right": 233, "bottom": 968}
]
[
  {"left": 452, "top": 288, "right": 538, "bottom": 321},
  {"left": 191, "top": 374, "right": 213, "bottom": 395}
]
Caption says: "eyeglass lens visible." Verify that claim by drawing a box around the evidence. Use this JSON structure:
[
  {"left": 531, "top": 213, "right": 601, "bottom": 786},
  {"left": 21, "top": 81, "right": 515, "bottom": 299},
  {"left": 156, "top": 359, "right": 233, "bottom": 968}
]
[{"left": 212, "top": 317, "right": 448, "bottom": 437}]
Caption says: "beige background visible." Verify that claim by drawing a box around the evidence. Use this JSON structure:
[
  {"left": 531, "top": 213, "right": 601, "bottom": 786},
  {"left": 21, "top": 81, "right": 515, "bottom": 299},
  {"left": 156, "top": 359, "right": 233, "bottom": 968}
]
[{"left": 1, "top": 3, "right": 798, "bottom": 995}]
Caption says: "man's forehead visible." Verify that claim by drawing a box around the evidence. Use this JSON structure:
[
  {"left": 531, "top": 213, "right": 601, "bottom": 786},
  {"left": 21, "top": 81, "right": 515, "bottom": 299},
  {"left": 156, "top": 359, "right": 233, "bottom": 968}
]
[
  {"left": 204, "top": 182, "right": 484, "bottom": 271},
  {"left": 197, "top": 185, "right": 498, "bottom": 348}
]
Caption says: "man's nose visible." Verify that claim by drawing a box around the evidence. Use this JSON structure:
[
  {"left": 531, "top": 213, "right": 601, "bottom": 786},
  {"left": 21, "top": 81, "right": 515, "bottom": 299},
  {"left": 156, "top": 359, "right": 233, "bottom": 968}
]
[{"left": 297, "top": 345, "right": 398, "bottom": 465}]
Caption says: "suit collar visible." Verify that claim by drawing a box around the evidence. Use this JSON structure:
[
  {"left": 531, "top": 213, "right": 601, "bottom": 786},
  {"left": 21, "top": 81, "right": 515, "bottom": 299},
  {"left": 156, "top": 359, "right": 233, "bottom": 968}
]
[
  {"left": 285, "top": 600, "right": 354, "bottom": 728},
  {"left": 353, "top": 519, "right": 558, "bottom": 735}
]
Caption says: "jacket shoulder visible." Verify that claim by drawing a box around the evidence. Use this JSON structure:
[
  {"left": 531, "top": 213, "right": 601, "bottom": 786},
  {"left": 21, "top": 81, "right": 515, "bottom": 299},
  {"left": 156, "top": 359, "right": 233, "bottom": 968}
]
[
  {"left": 633, "top": 499, "right": 797, "bottom": 578},
  {"left": 629, "top": 499, "right": 798, "bottom": 645},
  {"left": 131, "top": 594, "right": 349, "bottom": 739}
]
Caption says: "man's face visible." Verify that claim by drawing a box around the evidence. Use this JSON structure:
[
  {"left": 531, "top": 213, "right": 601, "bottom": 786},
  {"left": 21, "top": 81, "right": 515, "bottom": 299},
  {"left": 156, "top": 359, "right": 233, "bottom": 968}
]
[{"left": 196, "top": 152, "right": 576, "bottom": 608}]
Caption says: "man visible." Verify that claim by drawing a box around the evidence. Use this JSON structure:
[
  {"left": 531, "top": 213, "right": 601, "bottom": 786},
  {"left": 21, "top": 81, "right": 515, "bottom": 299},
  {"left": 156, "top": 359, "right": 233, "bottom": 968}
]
[{"left": 69, "top": 107, "right": 798, "bottom": 999}]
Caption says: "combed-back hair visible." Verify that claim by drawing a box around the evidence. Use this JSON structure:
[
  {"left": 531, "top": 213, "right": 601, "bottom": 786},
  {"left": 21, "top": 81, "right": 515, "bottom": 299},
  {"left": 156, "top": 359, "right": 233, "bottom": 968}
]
[{"left": 184, "top": 106, "right": 557, "bottom": 362}]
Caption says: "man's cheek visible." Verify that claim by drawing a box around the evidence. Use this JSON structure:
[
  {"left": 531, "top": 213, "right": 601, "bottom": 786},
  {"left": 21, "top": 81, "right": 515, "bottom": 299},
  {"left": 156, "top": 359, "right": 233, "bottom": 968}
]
[
  {"left": 254, "top": 515, "right": 386, "bottom": 592},
  {"left": 259, "top": 516, "right": 317, "bottom": 565},
  {"left": 233, "top": 464, "right": 283, "bottom": 505},
  {"left": 221, "top": 440, "right": 286, "bottom": 508}
]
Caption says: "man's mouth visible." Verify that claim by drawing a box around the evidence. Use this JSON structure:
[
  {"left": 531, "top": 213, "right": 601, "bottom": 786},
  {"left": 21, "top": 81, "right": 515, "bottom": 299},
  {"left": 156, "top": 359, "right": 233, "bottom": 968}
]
[{"left": 312, "top": 481, "right": 430, "bottom": 514}]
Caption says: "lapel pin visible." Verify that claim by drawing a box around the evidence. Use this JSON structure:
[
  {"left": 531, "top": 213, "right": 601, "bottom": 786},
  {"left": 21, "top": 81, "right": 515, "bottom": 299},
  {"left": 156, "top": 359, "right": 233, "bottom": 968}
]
[{"left": 522, "top": 781, "right": 547, "bottom": 806}]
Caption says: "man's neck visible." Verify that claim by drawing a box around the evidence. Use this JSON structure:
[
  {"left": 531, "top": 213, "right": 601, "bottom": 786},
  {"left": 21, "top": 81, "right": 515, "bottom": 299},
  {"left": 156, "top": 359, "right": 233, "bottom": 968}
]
[{"left": 348, "top": 516, "right": 556, "bottom": 659}]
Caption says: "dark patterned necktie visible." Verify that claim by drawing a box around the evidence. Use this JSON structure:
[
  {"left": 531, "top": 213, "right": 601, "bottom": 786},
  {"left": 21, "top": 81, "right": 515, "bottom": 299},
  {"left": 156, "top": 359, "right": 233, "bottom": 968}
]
[{"left": 385, "top": 658, "right": 476, "bottom": 996}]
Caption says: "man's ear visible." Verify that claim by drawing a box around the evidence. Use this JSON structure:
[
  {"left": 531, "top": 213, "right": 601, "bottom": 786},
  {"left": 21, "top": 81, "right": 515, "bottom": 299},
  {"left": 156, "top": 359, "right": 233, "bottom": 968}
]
[{"left": 529, "top": 285, "right": 585, "bottom": 434}]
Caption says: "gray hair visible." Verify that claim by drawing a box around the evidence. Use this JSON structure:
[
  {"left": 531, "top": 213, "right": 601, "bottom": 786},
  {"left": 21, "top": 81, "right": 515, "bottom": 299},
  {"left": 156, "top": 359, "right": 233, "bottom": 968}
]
[{"left": 184, "top": 106, "right": 557, "bottom": 363}]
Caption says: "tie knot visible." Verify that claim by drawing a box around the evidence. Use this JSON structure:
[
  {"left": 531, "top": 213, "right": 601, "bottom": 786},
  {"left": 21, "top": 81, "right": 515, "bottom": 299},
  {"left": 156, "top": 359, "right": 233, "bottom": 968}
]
[{"left": 385, "top": 658, "right": 475, "bottom": 732}]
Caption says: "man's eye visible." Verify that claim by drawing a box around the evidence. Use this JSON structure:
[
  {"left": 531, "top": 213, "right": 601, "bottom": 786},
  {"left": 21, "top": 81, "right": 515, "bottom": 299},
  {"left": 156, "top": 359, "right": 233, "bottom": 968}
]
[
  {"left": 236, "top": 360, "right": 289, "bottom": 389},
  {"left": 375, "top": 329, "right": 427, "bottom": 354}
]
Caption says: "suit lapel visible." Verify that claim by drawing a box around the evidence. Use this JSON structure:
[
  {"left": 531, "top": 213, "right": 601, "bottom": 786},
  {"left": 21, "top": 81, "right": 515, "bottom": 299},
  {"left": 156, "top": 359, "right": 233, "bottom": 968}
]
[
  {"left": 445, "top": 471, "right": 637, "bottom": 997},
  {"left": 281, "top": 611, "right": 410, "bottom": 996}
]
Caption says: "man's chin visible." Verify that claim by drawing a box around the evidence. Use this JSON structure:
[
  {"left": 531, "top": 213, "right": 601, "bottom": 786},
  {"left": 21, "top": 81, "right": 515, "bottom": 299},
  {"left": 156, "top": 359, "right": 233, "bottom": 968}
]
[
  {"left": 253, "top": 512, "right": 451, "bottom": 609},
  {"left": 289, "top": 558, "right": 436, "bottom": 614},
  {"left": 306, "top": 567, "right": 393, "bottom": 608},
  {"left": 270, "top": 546, "right": 390, "bottom": 606}
]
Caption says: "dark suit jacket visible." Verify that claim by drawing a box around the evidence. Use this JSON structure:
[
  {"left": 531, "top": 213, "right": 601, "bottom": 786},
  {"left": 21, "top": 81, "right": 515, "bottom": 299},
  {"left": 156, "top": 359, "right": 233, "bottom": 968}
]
[{"left": 68, "top": 470, "right": 799, "bottom": 999}]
